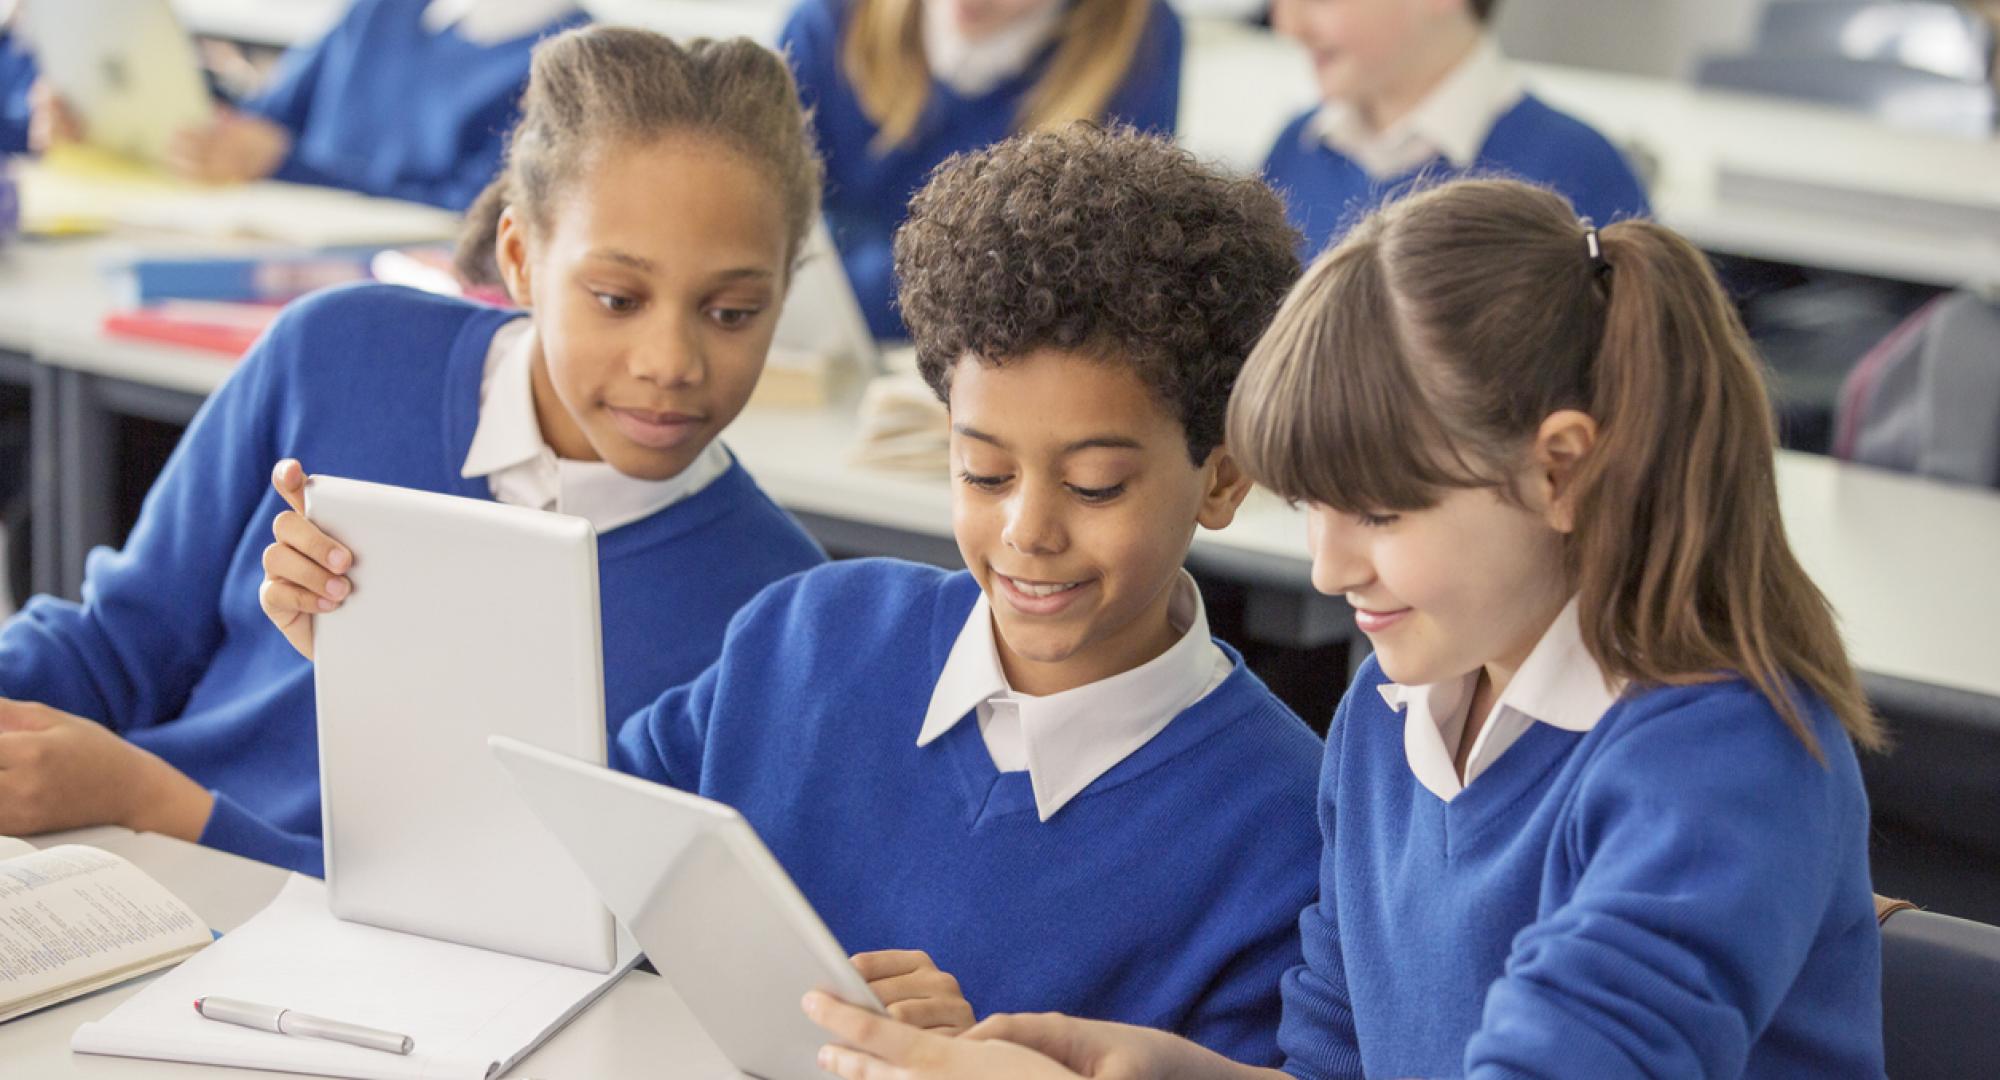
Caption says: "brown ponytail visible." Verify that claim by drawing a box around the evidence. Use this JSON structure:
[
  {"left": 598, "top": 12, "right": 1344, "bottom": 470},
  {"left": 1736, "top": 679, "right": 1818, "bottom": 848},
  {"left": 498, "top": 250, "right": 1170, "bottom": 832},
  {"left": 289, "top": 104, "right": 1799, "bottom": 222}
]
[
  {"left": 455, "top": 27, "right": 823, "bottom": 286},
  {"left": 1229, "top": 178, "right": 1881, "bottom": 756}
]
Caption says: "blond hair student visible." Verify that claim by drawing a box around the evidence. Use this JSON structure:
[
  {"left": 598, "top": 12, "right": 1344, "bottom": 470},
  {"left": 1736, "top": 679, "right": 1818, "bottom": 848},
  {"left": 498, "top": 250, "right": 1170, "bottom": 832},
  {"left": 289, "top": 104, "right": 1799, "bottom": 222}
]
[
  {"left": 0, "top": 28, "right": 826, "bottom": 875},
  {"left": 802, "top": 177, "right": 1887, "bottom": 1080},
  {"left": 777, "top": 0, "right": 1183, "bottom": 338}
]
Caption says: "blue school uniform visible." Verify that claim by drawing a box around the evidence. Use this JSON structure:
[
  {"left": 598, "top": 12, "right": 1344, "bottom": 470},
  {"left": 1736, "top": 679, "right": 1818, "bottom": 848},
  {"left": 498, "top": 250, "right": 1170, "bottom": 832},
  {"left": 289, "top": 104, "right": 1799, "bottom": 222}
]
[
  {"left": 615, "top": 559, "right": 1322, "bottom": 1064},
  {"left": 0, "top": 31, "right": 35, "bottom": 155},
  {"left": 778, "top": 0, "right": 1184, "bottom": 339},
  {"left": 242, "top": 0, "right": 589, "bottom": 210},
  {"left": 1278, "top": 657, "right": 1884, "bottom": 1079},
  {"left": 0, "top": 284, "right": 825, "bottom": 874},
  {"left": 1262, "top": 94, "right": 1651, "bottom": 259}
]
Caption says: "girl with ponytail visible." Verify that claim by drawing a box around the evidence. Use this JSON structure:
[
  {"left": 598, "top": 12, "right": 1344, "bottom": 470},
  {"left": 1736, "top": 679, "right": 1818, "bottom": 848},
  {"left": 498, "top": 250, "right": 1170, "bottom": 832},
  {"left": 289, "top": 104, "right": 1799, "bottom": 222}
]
[
  {"left": 801, "top": 177, "right": 1887, "bottom": 1079},
  {"left": 0, "top": 28, "right": 828, "bottom": 878}
]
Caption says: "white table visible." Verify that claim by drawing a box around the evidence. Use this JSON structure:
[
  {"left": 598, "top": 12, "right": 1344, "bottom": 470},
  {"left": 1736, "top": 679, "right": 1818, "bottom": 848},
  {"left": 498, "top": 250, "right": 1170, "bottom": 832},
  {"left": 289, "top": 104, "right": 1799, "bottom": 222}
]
[{"left": 3, "top": 828, "right": 746, "bottom": 1079}]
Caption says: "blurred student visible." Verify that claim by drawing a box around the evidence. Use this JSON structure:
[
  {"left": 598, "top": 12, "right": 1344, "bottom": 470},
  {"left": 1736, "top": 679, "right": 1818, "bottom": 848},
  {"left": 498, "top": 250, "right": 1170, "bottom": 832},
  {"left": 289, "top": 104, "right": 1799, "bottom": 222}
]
[
  {"left": 779, "top": 0, "right": 1183, "bottom": 338},
  {"left": 32, "top": 0, "right": 589, "bottom": 209},
  {"left": 1261, "top": 0, "right": 1648, "bottom": 257}
]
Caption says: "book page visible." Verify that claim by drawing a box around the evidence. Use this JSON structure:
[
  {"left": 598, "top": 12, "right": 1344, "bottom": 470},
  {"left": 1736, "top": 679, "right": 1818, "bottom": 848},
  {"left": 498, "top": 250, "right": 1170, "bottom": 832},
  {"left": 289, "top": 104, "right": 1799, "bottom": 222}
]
[{"left": 0, "top": 845, "right": 211, "bottom": 1021}]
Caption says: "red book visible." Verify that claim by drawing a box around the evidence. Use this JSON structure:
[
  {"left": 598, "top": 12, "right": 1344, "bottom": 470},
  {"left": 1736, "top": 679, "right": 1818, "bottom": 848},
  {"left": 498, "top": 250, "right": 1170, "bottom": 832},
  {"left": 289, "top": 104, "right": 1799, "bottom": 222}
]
[{"left": 101, "top": 302, "right": 284, "bottom": 358}]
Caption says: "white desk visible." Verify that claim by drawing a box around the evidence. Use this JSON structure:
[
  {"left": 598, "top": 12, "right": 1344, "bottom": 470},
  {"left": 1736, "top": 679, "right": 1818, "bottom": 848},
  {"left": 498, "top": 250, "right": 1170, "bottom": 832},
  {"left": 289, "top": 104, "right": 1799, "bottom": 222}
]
[
  {"left": 1178, "top": 20, "right": 2000, "bottom": 291},
  {"left": 4, "top": 828, "right": 745, "bottom": 1079}
]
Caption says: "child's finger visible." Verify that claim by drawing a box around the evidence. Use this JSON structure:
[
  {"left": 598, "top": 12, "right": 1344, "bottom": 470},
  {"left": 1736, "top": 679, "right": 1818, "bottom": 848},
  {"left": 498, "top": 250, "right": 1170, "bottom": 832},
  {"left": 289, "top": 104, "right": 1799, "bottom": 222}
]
[
  {"left": 865, "top": 967, "right": 963, "bottom": 1007},
  {"left": 271, "top": 509, "right": 351, "bottom": 575},
  {"left": 259, "top": 575, "right": 333, "bottom": 621},
  {"left": 270, "top": 459, "right": 309, "bottom": 515},
  {"left": 804, "top": 991, "right": 936, "bottom": 1061},
  {"left": 262, "top": 539, "right": 349, "bottom": 602},
  {"left": 816, "top": 1044, "right": 905, "bottom": 1080},
  {"left": 884, "top": 995, "right": 974, "bottom": 1032},
  {"left": 851, "top": 949, "right": 932, "bottom": 982}
]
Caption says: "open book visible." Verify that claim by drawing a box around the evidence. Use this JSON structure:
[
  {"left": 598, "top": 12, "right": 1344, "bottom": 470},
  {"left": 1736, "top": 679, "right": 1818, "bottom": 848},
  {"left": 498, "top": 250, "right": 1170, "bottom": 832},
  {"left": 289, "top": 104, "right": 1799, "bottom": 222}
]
[{"left": 0, "top": 836, "right": 210, "bottom": 1023}]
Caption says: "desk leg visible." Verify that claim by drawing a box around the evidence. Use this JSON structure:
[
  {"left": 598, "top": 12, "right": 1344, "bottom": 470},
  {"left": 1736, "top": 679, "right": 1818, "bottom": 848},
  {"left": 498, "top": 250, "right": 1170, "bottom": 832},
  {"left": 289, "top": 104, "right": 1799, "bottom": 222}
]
[
  {"left": 55, "top": 370, "right": 115, "bottom": 600},
  {"left": 28, "top": 360, "right": 60, "bottom": 599}
]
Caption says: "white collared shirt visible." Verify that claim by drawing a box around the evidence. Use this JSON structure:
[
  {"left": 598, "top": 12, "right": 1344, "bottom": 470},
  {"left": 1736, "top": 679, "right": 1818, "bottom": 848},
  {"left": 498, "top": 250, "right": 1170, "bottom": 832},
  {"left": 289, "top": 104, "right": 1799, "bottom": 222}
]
[
  {"left": 1308, "top": 36, "right": 1526, "bottom": 182},
  {"left": 1378, "top": 598, "right": 1623, "bottom": 802},
  {"left": 921, "top": 0, "right": 1068, "bottom": 97},
  {"left": 460, "top": 318, "right": 731, "bottom": 533},
  {"left": 917, "top": 571, "right": 1233, "bottom": 821},
  {"left": 422, "top": 0, "right": 580, "bottom": 45}
]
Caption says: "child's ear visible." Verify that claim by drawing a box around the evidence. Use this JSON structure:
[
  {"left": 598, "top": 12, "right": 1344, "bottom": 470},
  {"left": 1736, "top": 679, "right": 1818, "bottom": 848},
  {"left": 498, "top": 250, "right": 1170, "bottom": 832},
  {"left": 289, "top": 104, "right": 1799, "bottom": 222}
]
[
  {"left": 1195, "top": 445, "right": 1256, "bottom": 531},
  {"left": 1531, "top": 409, "right": 1598, "bottom": 533},
  {"left": 495, "top": 206, "right": 535, "bottom": 310}
]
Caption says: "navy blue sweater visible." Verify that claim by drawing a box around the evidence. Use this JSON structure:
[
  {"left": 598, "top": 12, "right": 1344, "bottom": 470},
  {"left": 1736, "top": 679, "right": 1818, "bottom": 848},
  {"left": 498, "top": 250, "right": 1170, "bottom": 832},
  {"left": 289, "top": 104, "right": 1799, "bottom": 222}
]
[
  {"left": 1262, "top": 94, "right": 1651, "bottom": 259},
  {"left": 1279, "top": 658, "right": 1884, "bottom": 1079},
  {"left": 779, "top": 0, "right": 1183, "bottom": 338},
  {"left": 616, "top": 559, "right": 1323, "bottom": 1065},
  {"left": 0, "top": 284, "right": 824, "bottom": 874}
]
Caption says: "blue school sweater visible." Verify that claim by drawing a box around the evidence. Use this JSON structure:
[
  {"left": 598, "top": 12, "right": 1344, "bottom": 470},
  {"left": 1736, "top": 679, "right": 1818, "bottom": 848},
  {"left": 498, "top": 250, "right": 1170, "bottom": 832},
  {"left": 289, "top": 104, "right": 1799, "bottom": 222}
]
[
  {"left": 242, "top": 0, "right": 589, "bottom": 210},
  {"left": 0, "top": 31, "right": 35, "bottom": 155},
  {"left": 0, "top": 284, "right": 824, "bottom": 875},
  {"left": 1261, "top": 94, "right": 1651, "bottom": 259},
  {"left": 779, "top": 0, "right": 1183, "bottom": 339},
  {"left": 615, "top": 559, "right": 1322, "bottom": 1064},
  {"left": 1278, "top": 658, "right": 1884, "bottom": 1079}
]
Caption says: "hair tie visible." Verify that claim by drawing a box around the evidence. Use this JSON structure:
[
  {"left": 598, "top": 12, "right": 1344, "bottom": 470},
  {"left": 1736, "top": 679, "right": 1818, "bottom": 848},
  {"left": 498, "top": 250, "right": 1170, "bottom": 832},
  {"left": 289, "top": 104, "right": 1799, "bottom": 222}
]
[{"left": 1580, "top": 218, "right": 1611, "bottom": 287}]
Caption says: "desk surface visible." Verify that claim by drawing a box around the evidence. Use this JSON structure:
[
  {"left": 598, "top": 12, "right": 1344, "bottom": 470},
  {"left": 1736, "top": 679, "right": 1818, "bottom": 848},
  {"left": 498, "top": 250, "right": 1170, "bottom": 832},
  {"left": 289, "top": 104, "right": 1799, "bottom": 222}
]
[{"left": 5, "top": 828, "right": 745, "bottom": 1078}]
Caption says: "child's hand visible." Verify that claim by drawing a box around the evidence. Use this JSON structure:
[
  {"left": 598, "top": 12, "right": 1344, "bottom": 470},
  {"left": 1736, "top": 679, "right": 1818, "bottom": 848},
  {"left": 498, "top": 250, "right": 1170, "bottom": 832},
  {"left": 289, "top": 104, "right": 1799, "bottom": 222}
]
[
  {"left": 26, "top": 79, "right": 83, "bottom": 152},
  {"left": 804, "top": 991, "right": 1084, "bottom": 1080},
  {"left": 258, "top": 459, "right": 352, "bottom": 661},
  {"left": 0, "top": 698, "right": 213, "bottom": 841},
  {"left": 163, "top": 109, "right": 291, "bottom": 185},
  {"left": 852, "top": 950, "right": 976, "bottom": 1034}
]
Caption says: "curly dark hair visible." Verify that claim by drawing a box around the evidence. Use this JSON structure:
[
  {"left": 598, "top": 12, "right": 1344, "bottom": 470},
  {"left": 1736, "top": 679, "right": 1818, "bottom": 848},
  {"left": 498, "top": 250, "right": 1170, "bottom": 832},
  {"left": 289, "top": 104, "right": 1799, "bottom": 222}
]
[{"left": 893, "top": 125, "right": 1301, "bottom": 463}]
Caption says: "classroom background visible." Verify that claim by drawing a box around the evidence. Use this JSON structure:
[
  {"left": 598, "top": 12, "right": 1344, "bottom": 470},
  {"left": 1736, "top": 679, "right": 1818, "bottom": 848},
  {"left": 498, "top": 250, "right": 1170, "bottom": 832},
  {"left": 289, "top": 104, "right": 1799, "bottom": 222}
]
[{"left": 0, "top": 1, "right": 1996, "bottom": 1072}]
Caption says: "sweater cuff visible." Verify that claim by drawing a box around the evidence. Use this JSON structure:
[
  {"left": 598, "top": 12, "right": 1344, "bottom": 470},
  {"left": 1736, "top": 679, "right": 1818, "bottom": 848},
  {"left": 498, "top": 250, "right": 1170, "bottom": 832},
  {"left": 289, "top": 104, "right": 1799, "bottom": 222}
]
[{"left": 198, "top": 790, "right": 326, "bottom": 877}]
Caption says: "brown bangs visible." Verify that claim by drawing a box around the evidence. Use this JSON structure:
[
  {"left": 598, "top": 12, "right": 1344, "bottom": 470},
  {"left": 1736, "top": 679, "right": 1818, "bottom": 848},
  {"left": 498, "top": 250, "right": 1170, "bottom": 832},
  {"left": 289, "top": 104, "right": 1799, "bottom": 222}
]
[{"left": 1227, "top": 231, "right": 1488, "bottom": 513}]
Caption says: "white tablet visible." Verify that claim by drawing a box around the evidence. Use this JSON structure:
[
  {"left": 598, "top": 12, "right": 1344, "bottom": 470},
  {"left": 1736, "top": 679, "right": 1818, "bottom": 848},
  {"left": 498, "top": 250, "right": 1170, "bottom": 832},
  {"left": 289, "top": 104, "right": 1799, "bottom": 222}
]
[
  {"left": 488, "top": 735, "right": 886, "bottom": 1080},
  {"left": 306, "top": 475, "right": 616, "bottom": 973},
  {"left": 19, "top": 0, "right": 213, "bottom": 165},
  {"left": 774, "top": 217, "right": 885, "bottom": 374}
]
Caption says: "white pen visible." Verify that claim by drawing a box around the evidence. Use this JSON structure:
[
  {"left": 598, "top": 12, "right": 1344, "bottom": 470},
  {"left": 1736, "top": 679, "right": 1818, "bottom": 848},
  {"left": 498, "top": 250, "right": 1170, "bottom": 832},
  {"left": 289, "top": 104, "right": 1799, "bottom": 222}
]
[{"left": 194, "top": 996, "right": 415, "bottom": 1055}]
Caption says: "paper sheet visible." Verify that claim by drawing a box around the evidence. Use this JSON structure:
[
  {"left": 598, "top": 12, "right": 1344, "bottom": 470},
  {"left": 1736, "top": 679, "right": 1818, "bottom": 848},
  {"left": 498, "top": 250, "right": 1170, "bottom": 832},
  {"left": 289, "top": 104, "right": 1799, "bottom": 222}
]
[{"left": 73, "top": 874, "right": 633, "bottom": 1080}]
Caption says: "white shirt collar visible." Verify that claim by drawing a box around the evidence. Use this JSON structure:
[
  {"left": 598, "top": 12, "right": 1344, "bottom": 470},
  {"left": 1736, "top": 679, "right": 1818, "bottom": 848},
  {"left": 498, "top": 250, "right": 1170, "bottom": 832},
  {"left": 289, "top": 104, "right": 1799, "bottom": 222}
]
[
  {"left": 460, "top": 318, "right": 731, "bottom": 533},
  {"left": 921, "top": 0, "right": 1067, "bottom": 97},
  {"left": 917, "top": 570, "right": 1229, "bottom": 821},
  {"left": 1308, "top": 36, "right": 1525, "bottom": 181},
  {"left": 1377, "top": 597, "right": 1622, "bottom": 801},
  {"left": 422, "top": 0, "right": 580, "bottom": 45}
]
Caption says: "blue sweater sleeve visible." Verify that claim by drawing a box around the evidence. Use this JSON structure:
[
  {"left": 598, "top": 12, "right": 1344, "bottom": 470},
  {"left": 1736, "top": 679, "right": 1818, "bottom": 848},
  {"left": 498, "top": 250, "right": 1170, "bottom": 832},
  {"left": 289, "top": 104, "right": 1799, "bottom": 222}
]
[
  {"left": 0, "top": 318, "right": 287, "bottom": 729},
  {"left": 1464, "top": 690, "right": 1865, "bottom": 1079},
  {"left": 203, "top": 792, "right": 326, "bottom": 877},
  {"left": 1277, "top": 683, "right": 1365, "bottom": 1080},
  {"left": 240, "top": 7, "right": 346, "bottom": 137},
  {"left": 1104, "top": 1, "right": 1182, "bottom": 135}
]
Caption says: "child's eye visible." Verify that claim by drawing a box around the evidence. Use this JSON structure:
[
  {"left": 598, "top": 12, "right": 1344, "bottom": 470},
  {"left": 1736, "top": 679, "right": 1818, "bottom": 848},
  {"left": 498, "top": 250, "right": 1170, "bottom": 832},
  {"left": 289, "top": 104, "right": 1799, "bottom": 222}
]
[
  {"left": 707, "top": 306, "right": 763, "bottom": 329},
  {"left": 1357, "top": 512, "right": 1400, "bottom": 528},
  {"left": 593, "top": 292, "right": 639, "bottom": 314},
  {"left": 957, "top": 470, "right": 1010, "bottom": 491},
  {"left": 1068, "top": 483, "right": 1126, "bottom": 504}
]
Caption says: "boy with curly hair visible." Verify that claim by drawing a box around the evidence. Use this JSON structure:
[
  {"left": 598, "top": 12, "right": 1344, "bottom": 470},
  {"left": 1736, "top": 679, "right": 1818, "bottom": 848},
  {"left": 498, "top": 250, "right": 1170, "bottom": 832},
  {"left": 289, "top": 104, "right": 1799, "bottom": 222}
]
[{"left": 611, "top": 125, "right": 1320, "bottom": 1064}]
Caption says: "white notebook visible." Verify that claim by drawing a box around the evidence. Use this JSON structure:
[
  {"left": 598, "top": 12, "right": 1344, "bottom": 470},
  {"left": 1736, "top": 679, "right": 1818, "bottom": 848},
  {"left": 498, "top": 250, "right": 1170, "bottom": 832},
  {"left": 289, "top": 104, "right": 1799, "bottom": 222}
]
[{"left": 72, "top": 875, "right": 635, "bottom": 1080}]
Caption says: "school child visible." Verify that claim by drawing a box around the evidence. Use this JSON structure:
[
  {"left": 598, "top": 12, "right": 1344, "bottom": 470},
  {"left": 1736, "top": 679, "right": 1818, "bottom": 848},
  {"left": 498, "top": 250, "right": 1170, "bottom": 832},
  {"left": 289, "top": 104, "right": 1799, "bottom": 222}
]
[
  {"left": 0, "top": 28, "right": 828, "bottom": 875},
  {"left": 1262, "top": 0, "right": 1649, "bottom": 257},
  {"left": 602, "top": 126, "right": 1321, "bottom": 1060},
  {"left": 778, "top": 0, "right": 1183, "bottom": 338},
  {"left": 801, "top": 177, "right": 1887, "bottom": 1079},
  {"left": 31, "top": 0, "right": 588, "bottom": 209}
]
